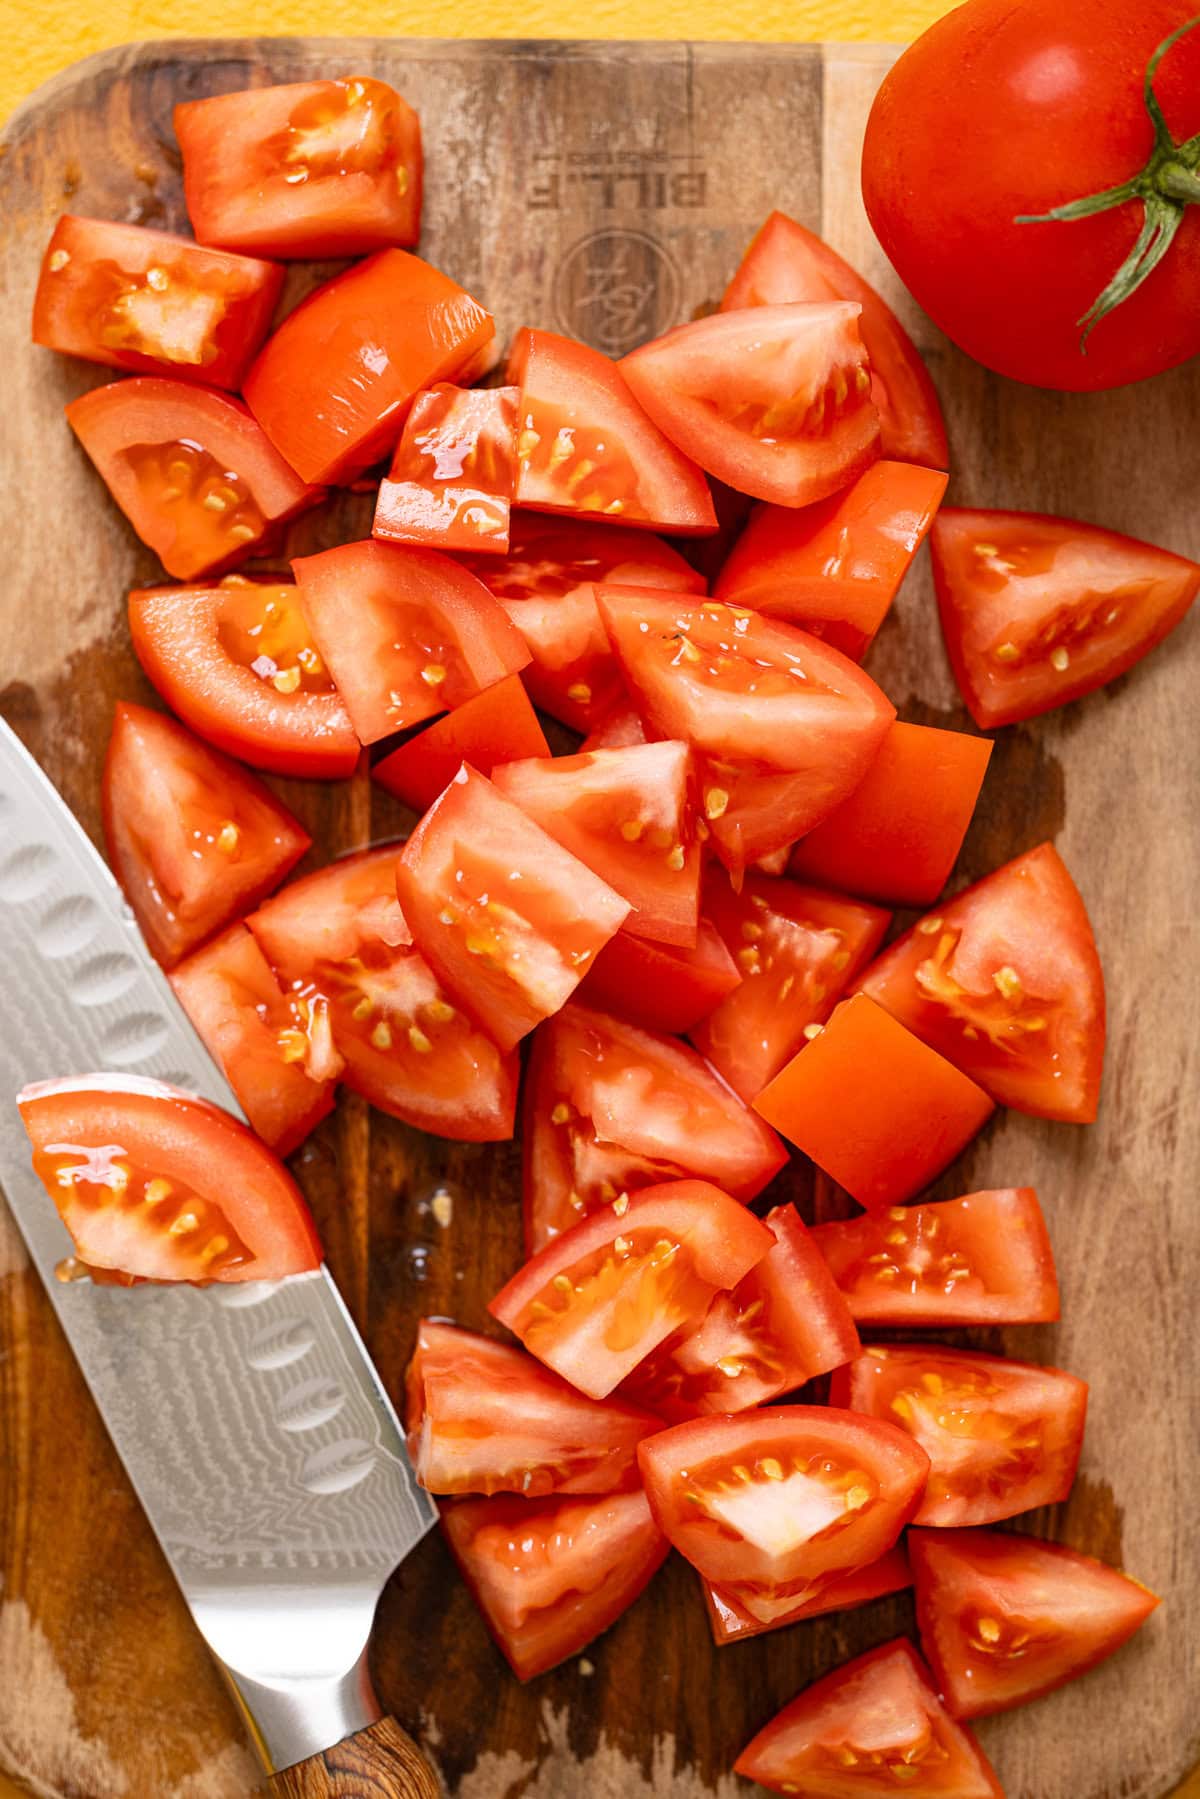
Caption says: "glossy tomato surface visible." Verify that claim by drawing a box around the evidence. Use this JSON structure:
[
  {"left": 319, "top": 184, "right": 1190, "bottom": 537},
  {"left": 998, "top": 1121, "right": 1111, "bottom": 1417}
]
[
  {"left": 374, "top": 382, "right": 519, "bottom": 554},
  {"left": 703, "top": 1545, "right": 912, "bottom": 1645},
  {"left": 372, "top": 674, "right": 549, "bottom": 813}
]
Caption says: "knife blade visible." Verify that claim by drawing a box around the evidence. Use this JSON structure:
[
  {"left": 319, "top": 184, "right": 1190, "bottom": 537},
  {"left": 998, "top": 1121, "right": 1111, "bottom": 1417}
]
[{"left": 0, "top": 717, "right": 436, "bottom": 1781}]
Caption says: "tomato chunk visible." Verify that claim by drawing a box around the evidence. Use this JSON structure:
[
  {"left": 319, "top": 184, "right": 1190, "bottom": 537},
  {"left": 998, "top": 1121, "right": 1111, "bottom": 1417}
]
[
  {"left": 175, "top": 76, "right": 422, "bottom": 258},
  {"left": 858, "top": 842, "right": 1105, "bottom": 1122},
  {"left": 580, "top": 698, "right": 650, "bottom": 751},
  {"left": 491, "top": 1179, "right": 773, "bottom": 1400},
  {"left": 66, "top": 379, "right": 321, "bottom": 580},
  {"left": 812, "top": 1188, "right": 1059, "bottom": 1327},
  {"left": 621, "top": 1205, "right": 859, "bottom": 1422},
  {"left": 33, "top": 215, "right": 283, "bottom": 390},
  {"left": 292, "top": 539, "right": 529, "bottom": 745},
  {"left": 17, "top": 1076, "right": 321, "bottom": 1284},
  {"left": 129, "top": 580, "right": 359, "bottom": 779},
  {"left": 244, "top": 250, "right": 494, "bottom": 484},
  {"left": 103, "top": 700, "right": 309, "bottom": 967},
  {"left": 522, "top": 1003, "right": 786, "bottom": 1255},
  {"left": 832, "top": 1345, "right": 1088, "bottom": 1527},
  {"left": 755, "top": 993, "right": 995, "bottom": 1210},
  {"left": 691, "top": 869, "right": 890, "bottom": 1101},
  {"left": 441, "top": 1487, "right": 668, "bottom": 1681},
  {"left": 722, "top": 210, "right": 949, "bottom": 471},
  {"left": 169, "top": 924, "right": 337, "bottom": 1155},
  {"left": 703, "top": 1545, "right": 912, "bottom": 1645},
  {"left": 248, "top": 845, "right": 516, "bottom": 1142},
  {"left": 620, "top": 304, "right": 880, "bottom": 508},
  {"left": 404, "top": 1320, "right": 658, "bottom": 1498},
  {"left": 506, "top": 328, "right": 717, "bottom": 535},
  {"left": 578, "top": 920, "right": 740, "bottom": 1036},
  {"left": 910, "top": 1527, "right": 1160, "bottom": 1719},
  {"left": 932, "top": 507, "right": 1200, "bottom": 729},
  {"left": 372, "top": 675, "right": 549, "bottom": 813},
  {"left": 734, "top": 1639, "right": 1003, "bottom": 1798},
  {"left": 373, "top": 383, "right": 519, "bottom": 553}
]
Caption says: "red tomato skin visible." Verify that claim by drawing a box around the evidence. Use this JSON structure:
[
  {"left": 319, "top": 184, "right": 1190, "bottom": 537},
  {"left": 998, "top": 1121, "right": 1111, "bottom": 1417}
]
[
  {"left": 861, "top": 1, "right": 1200, "bottom": 391},
  {"left": 373, "top": 383, "right": 520, "bottom": 554},
  {"left": 702, "top": 1545, "right": 912, "bottom": 1644},
  {"left": 372, "top": 675, "right": 549, "bottom": 813},
  {"left": 577, "top": 920, "right": 740, "bottom": 1036},
  {"left": 722, "top": 210, "right": 949, "bottom": 470},
  {"left": 32, "top": 216, "right": 283, "bottom": 389}
]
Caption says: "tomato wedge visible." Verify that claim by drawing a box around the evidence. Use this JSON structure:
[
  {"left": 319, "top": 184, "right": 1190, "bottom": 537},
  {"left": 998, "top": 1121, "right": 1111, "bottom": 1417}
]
[
  {"left": 395, "top": 767, "right": 630, "bottom": 1053},
  {"left": 714, "top": 462, "right": 948, "bottom": 659},
  {"left": 620, "top": 304, "right": 880, "bottom": 508},
  {"left": 441, "top": 1487, "right": 668, "bottom": 1681},
  {"left": 373, "top": 383, "right": 519, "bottom": 553},
  {"left": 33, "top": 215, "right": 283, "bottom": 389},
  {"left": 493, "top": 740, "right": 699, "bottom": 946},
  {"left": 597, "top": 588, "right": 895, "bottom": 871},
  {"left": 292, "top": 539, "right": 530, "bottom": 745},
  {"left": 932, "top": 507, "right": 1200, "bottom": 729},
  {"left": 578, "top": 920, "right": 740, "bottom": 1036},
  {"left": 169, "top": 924, "right": 337, "bottom": 1155},
  {"left": 858, "top": 842, "right": 1106, "bottom": 1122},
  {"left": 621, "top": 1205, "right": 859, "bottom": 1422},
  {"left": 372, "top": 675, "right": 549, "bottom": 813},
  {"left": 690, "top": 869, "right": 890, "bottom": 1102},
  {"left": 910, "top": 1528, "right": 1160, "bottom": 1720},
  {"left": 129, "top": 581, "right": 359, "bottom": 779},
  {"left": 722, "top": 209, "right": 949, "bottom": 471},
  {"left": 248, "top": 846, "right": 517, "bottom": 1142},
  {"left": 811, "top": 1189, "right": 1060, "bottom": 1327},
  {"left": 404, "top": 1320, "right": 658, "bottom": 1497},
  {"left": 522, "top": 1003, "right": 786, "bottom": 1254},
  {"left": 17, "top": 1075, "right": 321, "bottom": 1284},
  {"left": 755, "top": 993, "right": 995, "bottom": 1211},
  {"left": 102, "top": 700, "right": 309, "bottom": 968},
  {"left": 506, "top": 329, "right": 716, "bottom": 535},
  {"left": 734, "top": 1639, "right": 1003, "bottom": 1798},
  {"left": 490, "top": 1179, "right": 774, "bottom": 1399},
  {"left": 703, "top": 1545, "right": 912, "bottom": 1645},
  {"left": 832, "top": 1345, "right": 1088, "bottom": 1528},
  {"left": 66, "top": 379, "right": 321, "bottom": 580},
  {"left": 175, "top": 76, "right": 422, "bottom": 258},
  {"left": 637, "top": 1407, "right": 929, "bottom": 1611},
  {"left": 244, "top": 250, "right": 494, "bottom": 484}
]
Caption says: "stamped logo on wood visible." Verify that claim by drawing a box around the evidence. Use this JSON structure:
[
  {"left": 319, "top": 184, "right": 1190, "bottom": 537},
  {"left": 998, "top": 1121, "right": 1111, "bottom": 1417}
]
[{"left": 554, "top": 229, "right": 682, "bottom": 357}]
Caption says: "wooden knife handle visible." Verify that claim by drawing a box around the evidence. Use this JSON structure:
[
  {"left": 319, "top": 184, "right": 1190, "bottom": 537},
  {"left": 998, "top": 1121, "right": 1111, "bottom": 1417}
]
[{"left": 269, "top": 1716, "right": 441, "bottom": 1798}]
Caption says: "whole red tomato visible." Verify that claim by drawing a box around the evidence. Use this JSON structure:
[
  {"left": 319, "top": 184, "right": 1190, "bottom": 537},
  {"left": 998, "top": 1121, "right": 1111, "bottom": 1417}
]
[{"left": 861, "top": 1, "right": 1200, "bottom": 391}]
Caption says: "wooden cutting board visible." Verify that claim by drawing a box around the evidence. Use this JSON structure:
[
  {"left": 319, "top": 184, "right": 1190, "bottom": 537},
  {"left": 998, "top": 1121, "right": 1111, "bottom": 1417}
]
[{"left": 1, "top": 35, "right": 1198, "bottom": 1799}]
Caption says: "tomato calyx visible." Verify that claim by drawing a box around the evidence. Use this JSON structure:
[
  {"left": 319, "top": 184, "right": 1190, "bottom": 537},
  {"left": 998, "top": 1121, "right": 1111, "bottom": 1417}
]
[{"left": 1017, "top": 15, "right": 1200, "bottom": 347}]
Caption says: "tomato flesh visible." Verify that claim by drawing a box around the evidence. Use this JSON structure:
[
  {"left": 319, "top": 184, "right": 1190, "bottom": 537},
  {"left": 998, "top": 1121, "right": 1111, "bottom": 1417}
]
[
  {"left": 578, "top": 920, "right": 740, "bottom": 1036},
  {"left": 373, "top": 383, "right": 520, "bottom": 554},
  {"left": 372, "top": 674, "right": 549, "bottom": 813},
  {"left": 703, "top": 1545, "right": 912, "bottom": 1645}
]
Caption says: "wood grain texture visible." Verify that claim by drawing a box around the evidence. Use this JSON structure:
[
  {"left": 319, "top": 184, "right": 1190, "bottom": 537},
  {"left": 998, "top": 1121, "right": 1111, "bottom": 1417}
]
[
  {"left": 271, "top": 1718, "right": 441, "bottom": 1799},
  {"left": 0, "top": 34, "right": 1197, "bottom": 1799}
]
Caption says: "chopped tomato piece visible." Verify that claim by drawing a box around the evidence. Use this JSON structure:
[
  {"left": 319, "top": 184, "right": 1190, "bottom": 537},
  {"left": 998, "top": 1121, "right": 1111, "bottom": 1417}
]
[
  {"left": 932, "top": 507, "right": 1200, "bottom": 728},
  {"left": 396, "top": 767, "right": 631, "bottom": 1053},
  {"left": 506, "top": 329, "right": 717, "bottom": 535},
  {"left": 248, "top": 846, "right": 516, "bottom": 1142},
  {"left": 578, "top": 919, "right": 740, "bottom": 1036},
  {"left": 755, "top": 994, "right": 995, "bottom": 1211},
  {"left": 621, "top": 1204, "right": 859, "bottom": 1422},
  {"left": 102, "top": 700, "right": 309, "bottom": 968},
  {"left": 691, "top": 869, "right": 890, "bottom": 1101},
  {"left": 832, "top": 1345, "right": 1088, "bottom": 1527},
  {"left": 66, "top": 379, "right": 321, "bottom": 580},
  {"left": 598, "top": 588, "right": 895, "bottom": 871},
  {"left": 789, "top": 722, "right": 993, "bottom": 906},
  {"left": 703, "top": 1545, "right": 912, "bottom": 1645},
  {"left": 522, "top": 1003, "right": 786, "bottom": 1255},
  {"left": 404, "top": 1320, "right": 657, "bottom": 1497},
  {"left": 169, "top": 924, "right": 337, "bottom": 1155},
  {"left": 910, "top": 1527, "right": 1160, "bottom": 1719},
  {"left": 734, "top": 1639, "right": 1003, "bottom": 1798},
  {"left": 620, "top": 304, "right": 880, "bottom": 508},
  {"left": 175, "top": 76, "right": 422, "bottom": 258},
  {"left": 580, "top": 699, "right": 649, "bottom": 750},
  {"left": 17, "top": 1075, "right": 321, "bottom": 1284},
  {"left": 372, "top": 674, "right": 548, "bottom": 813},
  {"left": 32, "top": 215, "right": 283, "bottom": 390},
  {"left": 723, "top": 210, "right": 949, "bottom": 471},
  {"left": 493, "top": 740, "right": 700, "bottom": 946},
  {"left": 715, "top": 462, "right": 949, "bottom": 659},
  {"left": 858, "top": 842, "right": 1105, "bottom": 1122},
  {"left": 129, "top": 580, "right": 359, "bottom": 779},
  {"left": 373, "top": 383, "right": 519, "bottom": 553},
  {"left": 812, "top": 1189, "right": 1060, "bottom": 1327},
  {"left": 292, "top": 539, "right": 529, "bottom": 745},
  {"left": 490, "top": 1179, "right": 773, "bottom": 1399},
  {"left": 441, "top": 1487, "right": 668, "bottom": 1681},
  {"left": 243, "top": 250, "right": 494, "bottom": 484}
]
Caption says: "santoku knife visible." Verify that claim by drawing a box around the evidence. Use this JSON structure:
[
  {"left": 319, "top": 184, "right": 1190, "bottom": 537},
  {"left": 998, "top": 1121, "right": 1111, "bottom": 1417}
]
[{"left": 0, "top": 717, "right": 441, "bottom": 1798}]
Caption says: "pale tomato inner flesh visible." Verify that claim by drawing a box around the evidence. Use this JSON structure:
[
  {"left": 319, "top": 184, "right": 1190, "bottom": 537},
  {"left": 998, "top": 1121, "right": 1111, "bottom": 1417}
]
[
  {"left": 517, "top": 399, "right": 639, "bottom": 517},
  {"left": 216, "top": 582, "right": 337, "bottom": 695},
  {"left": 685, "top": 1449, "right": 878, "bottom": 1573},
  {"left": 126, "top": 441, "right": 264, "bottom": 561},
  {"left": 889, "top": 1368, "right": 1044, "bottom": 1490},
  {"left": 280, "top": 77, "right": 408, "bottom": 184},
  {"left": 94, "top": 265, "right": 229, "bottom": 367}
]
